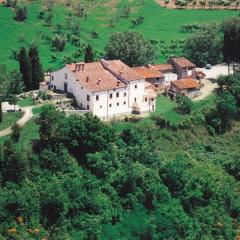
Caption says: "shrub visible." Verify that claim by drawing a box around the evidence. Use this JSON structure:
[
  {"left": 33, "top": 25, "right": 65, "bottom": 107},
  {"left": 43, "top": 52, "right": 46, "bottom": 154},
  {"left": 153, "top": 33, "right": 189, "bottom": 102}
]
[
  {"left": 51, "top": 35, "right": 66, "bottom": 51},
  {"left": 151, "top": 114, "right": 169, "bottom": 128},
  {"left": 15, "top": 5, "right": 27, "bottom": 21},
  {"left": 176, "top": 95, "right": 193, "bottom": 114}
]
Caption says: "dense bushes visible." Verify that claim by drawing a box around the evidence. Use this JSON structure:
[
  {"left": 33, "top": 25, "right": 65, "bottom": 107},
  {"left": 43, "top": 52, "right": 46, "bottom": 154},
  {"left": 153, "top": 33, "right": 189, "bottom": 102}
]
[{"left": 1, "top": 104, "right": 240, "bottom": 239}]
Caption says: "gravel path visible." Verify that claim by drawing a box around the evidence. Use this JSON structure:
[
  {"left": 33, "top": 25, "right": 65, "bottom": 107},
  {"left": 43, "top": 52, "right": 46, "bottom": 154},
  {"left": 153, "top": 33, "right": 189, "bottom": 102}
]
[{"left": 0, "top": 105, "right": 36, "bottom": 137}]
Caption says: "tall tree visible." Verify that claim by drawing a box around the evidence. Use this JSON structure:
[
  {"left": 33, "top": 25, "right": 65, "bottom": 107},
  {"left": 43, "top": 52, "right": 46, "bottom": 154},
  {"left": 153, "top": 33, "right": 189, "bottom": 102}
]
[
  {"left": 105, "top": 31, "right": 155, "bottom": 67},
  {"left": 19, "top": 47, "right": 32, "bottom": 91},
  {"left": 184, "top": 28, "right": 223, "bottom": 67},
  {"left": 84, "top": 44, "right": 94, "bottom": 63},
  {"left": 29, "top": 44, "right": 44, "bottom": 90},
  {"left": 223, "top": 17, "right": 240, "bottom": 74}
]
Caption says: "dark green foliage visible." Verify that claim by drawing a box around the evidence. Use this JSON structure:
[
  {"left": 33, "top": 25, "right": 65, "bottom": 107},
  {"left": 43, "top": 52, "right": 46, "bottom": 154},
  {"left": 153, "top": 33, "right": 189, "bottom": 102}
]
[
  {"left": 29, "top": 44, "right": 44, "bottom": 90},
  {"left": 184, "top": 28, "right": 223, "bottom": 67},
  {"left": 84, "top": 44, "right": 94, "bottom": 63},
  {"left": 0, "top": 140, "right": 28, "bottom": 184},
  {"left": 51, "top": 35, "right": 66, "bottom": 51},
  {"left": 176, "top": 95, "right": 193, "bottom": 114},
  {"left": 105, "top": 31, "right": 155, "bottom": 67},
  {"left": 10, "top": 123, "right": 21, "bottom": 143},
  {"left": 15, "top": 5, "right": 27, "bottom": 21},
  {"left": 223, "top": 16, "right": 240, "bottom": 71},
  {"left": 19, "top": 46, "right": 32, "bottom": 91}
]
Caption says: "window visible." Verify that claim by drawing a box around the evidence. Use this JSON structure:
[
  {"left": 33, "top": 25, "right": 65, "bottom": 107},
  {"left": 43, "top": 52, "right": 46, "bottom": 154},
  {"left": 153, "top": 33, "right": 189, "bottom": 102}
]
[
  {"left": 109, "top": 93, "right": 113, "bottom": 99},
  {"left": 134, "top": 98, "right": 137, "bottom": 103},
  {"left": 123, "top": 101, "right": 126, "bottom": 105},
  {"left": 109, "top": 104, "right": 112, "bottom": 107},
  {"left": 81, "top": 87, "right": 83, "bottom": 89},
  {"left": 64, "top": 73, "right": 68, "bottom": 79},
  {"left": 151, "top": 98, "right": 154, "bottom": 101},
  {"left": 100, "top": 105, "right": 102, "bottom": 109},
  {"left": 87, "top": 105, "right": 89, "bottom": 110},
  {"left": 96, "top": 95, "right": 99, "bottom": 101},
  {"left": 145, "top": 98, "right": 147, "bottom": 102},
  {"left": 87, "top": 95, "right": 90, "bottom": 101},
  {"left": 80, "top": 103, "right": 82, "bottom": 108},
  {"left": 116, "top": 92, "right": 119, "bottom": 98},
  {"left": 156, "top": 77, "right": 160, "bottom": 81},
  {"left": 117, "top": 102, "right": 119, "bottom": 106},
  {"left": 51, "top": 76, "right": 54, "bottom": 81},
  {"left": 124, "top": 92, "right": 127, "bottom": 97},
  {"left": 134, "top": 85, "right": 137, "bottom": 89}
]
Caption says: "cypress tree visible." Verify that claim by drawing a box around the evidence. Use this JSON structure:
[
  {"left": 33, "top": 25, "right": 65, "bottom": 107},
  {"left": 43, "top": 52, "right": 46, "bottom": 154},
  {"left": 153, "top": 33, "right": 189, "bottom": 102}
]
[
  {"left": 19, "top": 47, "right": 32, "bottom": 91},
  {"left": 84, "top": 44, "right": 94, "bottom": 63},
  {"left": 29, "top": 44, "right": 44, "bottom": 90}
]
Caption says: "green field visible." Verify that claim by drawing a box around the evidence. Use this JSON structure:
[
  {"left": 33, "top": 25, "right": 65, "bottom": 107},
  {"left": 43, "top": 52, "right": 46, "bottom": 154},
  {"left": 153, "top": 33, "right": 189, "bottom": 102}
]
[
  {"left": 0, "top": 0, "right": 238, "bottom": 71},
  {"left": 0, "top": 111, "right": 22, "bottom": 131}
]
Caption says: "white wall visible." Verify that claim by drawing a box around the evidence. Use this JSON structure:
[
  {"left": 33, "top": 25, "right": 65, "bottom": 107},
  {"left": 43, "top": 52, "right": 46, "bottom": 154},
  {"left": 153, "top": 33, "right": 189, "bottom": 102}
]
[
  {"left": 163, "top": 73, "right": 178, "bottom": 85},
  {"left": 92, "top": 87, "right": 132, "bottom": 118},
  {"left": 51, "top": 67, "right": 93, "bottom": 111}
]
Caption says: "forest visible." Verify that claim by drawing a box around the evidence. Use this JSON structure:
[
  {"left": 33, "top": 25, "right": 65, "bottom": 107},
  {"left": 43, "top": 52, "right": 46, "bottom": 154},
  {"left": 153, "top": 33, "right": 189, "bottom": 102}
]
[{"left": 1, "top": 74, "right": 240, "bottom": 239}]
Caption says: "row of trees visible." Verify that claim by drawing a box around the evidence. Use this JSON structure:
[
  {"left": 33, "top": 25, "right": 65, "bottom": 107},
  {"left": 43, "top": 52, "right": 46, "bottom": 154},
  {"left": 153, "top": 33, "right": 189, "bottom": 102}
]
[
  {"left": 184, "top": 16, "right": 240, "bottom": 68},
  {"left": 19, "top": 45, "right": 44, "bottom": 91}
]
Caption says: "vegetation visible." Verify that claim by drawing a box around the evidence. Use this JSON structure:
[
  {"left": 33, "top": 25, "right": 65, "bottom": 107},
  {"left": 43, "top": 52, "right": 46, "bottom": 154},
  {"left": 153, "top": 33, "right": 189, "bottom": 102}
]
[
  {"left": 105, "top": 31, "right": 155, "bottom": 67},
  {"left": 0, "top": 0, "right": 238, "bottom": 70},
  {"left": 0, "top": 112, "right": 22, "bottom": 131}
]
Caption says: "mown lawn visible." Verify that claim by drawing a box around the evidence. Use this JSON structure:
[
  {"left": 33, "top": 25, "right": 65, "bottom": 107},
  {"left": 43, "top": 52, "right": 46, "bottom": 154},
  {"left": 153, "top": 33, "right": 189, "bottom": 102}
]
[
  {"left": 0, "top": 0, "right": 238, "bottom": 70},
  {"left": 0, "top": 118, "right": 40, "bottom": 151},
  {"left": 0, "top": 111, "right": 22, "bottom": 131},
  {"left": 18, "top": 96, "right": 36, "bottom": 107}
]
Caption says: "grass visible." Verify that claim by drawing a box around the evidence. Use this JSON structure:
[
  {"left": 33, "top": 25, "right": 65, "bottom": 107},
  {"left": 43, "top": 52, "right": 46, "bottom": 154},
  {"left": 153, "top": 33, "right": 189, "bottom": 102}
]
[
  {"left": 18, "top": 96, "right": 36, "bottom": 107},
  {"left": 0, "top": 118, "right": 40, "bottom": 151},
  {"left": 0, "top": 111, "right": 23, "bottom": 131},
  {"left": 0, "top": 0, "right": 238, "bottom": 70}
]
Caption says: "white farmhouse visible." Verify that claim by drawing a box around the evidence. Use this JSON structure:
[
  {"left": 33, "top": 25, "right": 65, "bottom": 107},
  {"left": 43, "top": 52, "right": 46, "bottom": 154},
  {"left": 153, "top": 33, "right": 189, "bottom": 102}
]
[{"left": 49, "top": 59, "right": 157, "bottom": 119}]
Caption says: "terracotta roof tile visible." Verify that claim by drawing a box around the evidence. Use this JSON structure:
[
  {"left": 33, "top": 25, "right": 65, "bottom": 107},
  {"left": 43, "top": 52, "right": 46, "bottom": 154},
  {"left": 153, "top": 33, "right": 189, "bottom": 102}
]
[
  {"left": 103, "top": 60, "right": 143, "bottom": 81},
  {"left": 131, "top": 66, "right": 163, "bottom": 79},
  {"left": 66, "top": 62, "right": 126, "bottom": 92},
  {"left": 171, "top": 78, "right": 200, "bottom": 90},
  {"left": 152, "top": 64, "right": 173, "bottom": 72},
  {"left": 169, "top": 57, "right": 196, "bottom": 68}
]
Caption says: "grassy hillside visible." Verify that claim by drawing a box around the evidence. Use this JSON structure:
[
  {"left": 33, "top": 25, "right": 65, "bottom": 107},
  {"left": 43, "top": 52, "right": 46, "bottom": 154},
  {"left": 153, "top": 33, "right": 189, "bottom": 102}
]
[{"left": 0, "top": 0, "right": 238, "bottom": 71}]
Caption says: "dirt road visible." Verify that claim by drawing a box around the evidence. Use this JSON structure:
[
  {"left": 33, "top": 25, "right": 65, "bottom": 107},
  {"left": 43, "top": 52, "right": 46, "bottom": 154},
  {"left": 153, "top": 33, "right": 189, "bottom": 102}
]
[{"left": 0, "top": 106, "right": 35, "bottom": 137}]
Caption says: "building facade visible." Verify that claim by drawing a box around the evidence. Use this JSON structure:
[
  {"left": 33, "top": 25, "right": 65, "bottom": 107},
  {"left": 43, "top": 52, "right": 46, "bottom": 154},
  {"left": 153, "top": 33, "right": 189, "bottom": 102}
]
[{"left": 50, "top": 59, "right": 157, "bottom": 119}]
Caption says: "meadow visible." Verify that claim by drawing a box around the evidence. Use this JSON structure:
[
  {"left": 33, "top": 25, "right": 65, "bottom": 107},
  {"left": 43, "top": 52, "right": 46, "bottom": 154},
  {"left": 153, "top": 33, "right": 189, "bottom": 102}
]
[{"left": 0, "top": 0, "right": 239, "bottom": 71}]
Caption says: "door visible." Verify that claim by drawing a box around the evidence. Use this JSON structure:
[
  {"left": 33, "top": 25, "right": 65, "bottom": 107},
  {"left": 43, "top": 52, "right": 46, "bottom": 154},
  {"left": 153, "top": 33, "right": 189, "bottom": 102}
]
[{"left": 64, "top": 82, "right": 68, "bottom": 93}]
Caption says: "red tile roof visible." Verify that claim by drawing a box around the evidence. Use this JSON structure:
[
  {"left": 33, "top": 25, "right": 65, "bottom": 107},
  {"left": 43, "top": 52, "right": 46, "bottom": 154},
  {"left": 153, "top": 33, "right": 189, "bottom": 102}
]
[
  {"left": 152, "top": 64, "right": 173, "bottom": 72},
  {"left": 171, "top": 78, "right": 200, "bottom": 90},
  {"left": 169, "top": 57, "right": 196, "bottom": 68},
  {"left": 131, "top": 66, "right": 163, "bottom": 79},
  {"left": 102, "top": 60, "right": 143, "bottom": 81},
  {"left": 66, "top": 61, "right": 126, "bottom": 92}
]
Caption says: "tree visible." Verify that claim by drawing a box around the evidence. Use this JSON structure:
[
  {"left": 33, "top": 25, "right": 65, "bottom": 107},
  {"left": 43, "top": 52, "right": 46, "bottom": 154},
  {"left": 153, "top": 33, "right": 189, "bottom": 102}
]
[
  {"left": 0, "top": 140, "right": 28, "bottom": 184},
  {"left": 9, "top": 69, "right": 24, "bottom": 94},
  {"left": 176, "top": 95, "right": 193, "bottom": 114},
  {"left": 216, "top": 91, "right": 237, "bottom": 129},
  {"left": 51, "top": 35, "right": 66, "bottom": 51},
  {"left": 184, "top": 28, "right": 222, "bottom": 67},
  {"left": 10, "top": 123, "right": 21, "bottom": 142},
  {"left": 105, "top": 32, "right": 155, "bottom": 67},
  {"left": 84, "top": 44, "right": 94, "bottom": 63},
  {"left": 19, "top": 47, "right": 32, "bottom": 91},
  {"left": 43, "top": 12, "right": 53, "bottom": 26},
  {"left": 39, "top": 104, "right": 64, "bottom": 143},
  {"left": 0, "top": 65, "right": 11, "bottom": 123},
  {"left": 29, "top": 44, "right": 44, "bottom": 90},
  {"left": 15, "top": 5, "right": 27, "bottom": 21},
  {"left": 222, "top": 17, "right": 240, "bottom": 74}
]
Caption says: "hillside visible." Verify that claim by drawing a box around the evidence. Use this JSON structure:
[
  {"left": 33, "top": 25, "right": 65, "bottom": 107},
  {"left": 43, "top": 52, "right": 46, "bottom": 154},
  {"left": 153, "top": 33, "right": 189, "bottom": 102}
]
[{"left": 0, "top": 0, "right": 238, "bottom": 71}]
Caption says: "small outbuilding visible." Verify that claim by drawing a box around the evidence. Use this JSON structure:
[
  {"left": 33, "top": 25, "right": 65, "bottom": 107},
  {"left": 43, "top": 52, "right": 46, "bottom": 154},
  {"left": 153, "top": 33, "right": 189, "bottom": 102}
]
[{"left": 168, "top": 78, "right": 201, "bottom": 99}]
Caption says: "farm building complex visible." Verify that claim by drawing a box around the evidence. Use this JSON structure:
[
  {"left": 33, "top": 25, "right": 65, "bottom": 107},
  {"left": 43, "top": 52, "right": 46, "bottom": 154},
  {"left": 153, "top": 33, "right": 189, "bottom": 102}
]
[{"left": 43, "top": 57, "right": 200, "bottom": 119}]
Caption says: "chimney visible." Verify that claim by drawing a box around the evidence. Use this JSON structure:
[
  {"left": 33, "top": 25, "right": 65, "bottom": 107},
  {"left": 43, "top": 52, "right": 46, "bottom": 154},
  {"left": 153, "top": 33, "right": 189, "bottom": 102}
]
[
  {"left": 117, "top": 80, "right": 121, "bottom": 86},
  {"left": 97, "top": 78, "right": 102, "bottom": 85},
  {"left": 86, "top": 76, "right": 89, "bottom": 82}
]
